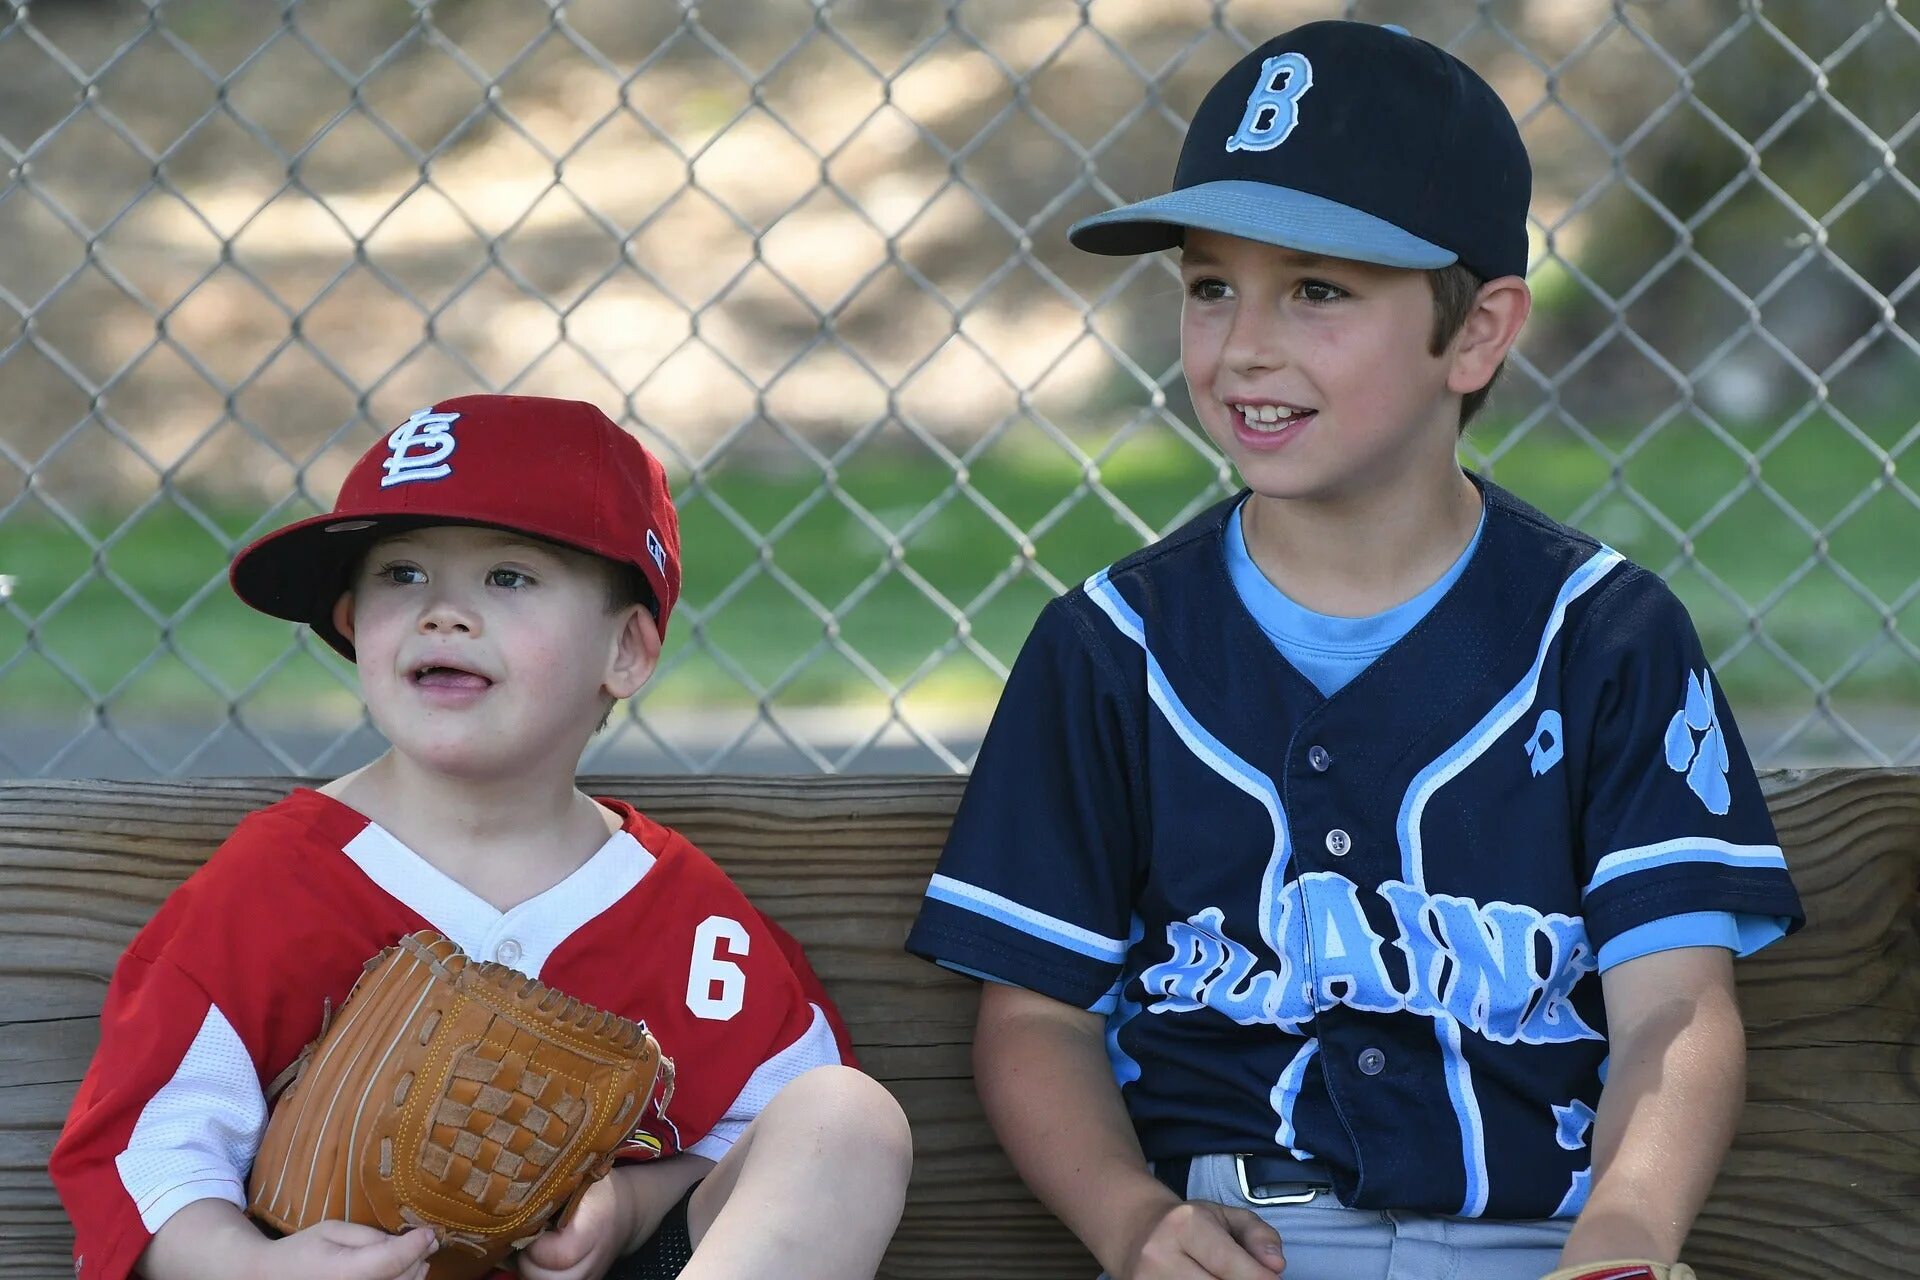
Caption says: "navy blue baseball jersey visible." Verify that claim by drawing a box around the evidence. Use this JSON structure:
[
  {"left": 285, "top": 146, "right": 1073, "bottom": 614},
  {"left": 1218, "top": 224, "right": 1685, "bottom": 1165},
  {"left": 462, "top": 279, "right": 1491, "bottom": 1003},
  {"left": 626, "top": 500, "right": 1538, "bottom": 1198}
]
[{"left": 907, "top": 477, "right": 1803, "bottom": 1221}]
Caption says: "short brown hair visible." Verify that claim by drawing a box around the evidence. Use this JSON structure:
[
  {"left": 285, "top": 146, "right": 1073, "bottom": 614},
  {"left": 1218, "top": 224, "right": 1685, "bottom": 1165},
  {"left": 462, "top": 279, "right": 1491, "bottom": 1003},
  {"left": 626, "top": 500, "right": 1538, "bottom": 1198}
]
[
  {"left": 1427, "top": 263, "right": 1502, "bottom": 430},
  {"left": 603, "top": 559, "right": 656, "bottom": 618}
]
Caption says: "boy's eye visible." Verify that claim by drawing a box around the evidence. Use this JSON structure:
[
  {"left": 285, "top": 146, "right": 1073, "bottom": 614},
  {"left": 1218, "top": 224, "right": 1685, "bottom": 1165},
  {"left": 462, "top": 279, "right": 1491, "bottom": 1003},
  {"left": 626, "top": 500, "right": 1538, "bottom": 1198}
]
[
  {"left": 488, "top": 568, "right": 533, "bottom": 589},
  {"left": 1186, "top": 276, "right": 1232, "bottom": 302},
  {"left": 1297, "top": 279, "right": 1348, "bottom": 304},
  {"left": 376, "top": 563, "right": 425, "bottom": 586}
]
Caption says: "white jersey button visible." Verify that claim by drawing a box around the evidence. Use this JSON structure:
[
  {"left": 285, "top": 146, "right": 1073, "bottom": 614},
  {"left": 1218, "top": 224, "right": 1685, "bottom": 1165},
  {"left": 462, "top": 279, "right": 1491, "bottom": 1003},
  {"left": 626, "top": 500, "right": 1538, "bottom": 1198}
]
[
  {"left": 1307, "top": 745, "right": 1332, "bottom": 772},
  {"left": 1358, "top": 1047, "right": 1386, "bottom": 1076},
  {"left": 1325, "top": 828, "right": 1351, "bottom": 857},
  {"left": 494, "top": 937, "right": 523, "bottom": 967}
]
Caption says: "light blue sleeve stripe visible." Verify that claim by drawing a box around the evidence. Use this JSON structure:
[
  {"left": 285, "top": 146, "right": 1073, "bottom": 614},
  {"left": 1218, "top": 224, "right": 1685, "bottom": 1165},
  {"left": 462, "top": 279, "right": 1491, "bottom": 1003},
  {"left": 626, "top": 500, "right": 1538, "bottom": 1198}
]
[
  {"left": 1584, "top": 838, "right": 1787, "bottom": 895},
  {"left": 925, "top": 874, "right": 1129, "bottom": 962},
  {"left": 932, "top": 961, "right": 1121, "bottom": 1014},
  {"left": 934, "top": 959, "right": 1014, "bottom": 986},
  {"left": 1596, "top": 910, "right": 1792, "bottom": 971}
]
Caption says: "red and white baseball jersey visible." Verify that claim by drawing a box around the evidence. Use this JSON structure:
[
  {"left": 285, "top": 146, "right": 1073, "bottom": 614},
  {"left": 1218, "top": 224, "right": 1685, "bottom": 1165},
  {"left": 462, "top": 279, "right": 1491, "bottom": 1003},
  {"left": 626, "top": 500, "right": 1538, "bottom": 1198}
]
[{"left": 50, "top": 788, "right": 853, "bottom": 1280}]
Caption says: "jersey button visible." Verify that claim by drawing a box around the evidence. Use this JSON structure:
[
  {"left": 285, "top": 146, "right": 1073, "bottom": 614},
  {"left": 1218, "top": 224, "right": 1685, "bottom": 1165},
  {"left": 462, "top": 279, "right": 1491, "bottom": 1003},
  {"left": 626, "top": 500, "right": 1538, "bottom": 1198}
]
[
  {"left": 1307, "top": 745, "right": 1332, "bottom": 772},
  {"left": 494, "top": 938, "right": 523, "bottom": 967},
  {"left": 1358, "top": 1047, "right": 1387, "bottom": 1076},
  {"left": 1325, "top": 828, "right": 1351, "bottom": 857}
]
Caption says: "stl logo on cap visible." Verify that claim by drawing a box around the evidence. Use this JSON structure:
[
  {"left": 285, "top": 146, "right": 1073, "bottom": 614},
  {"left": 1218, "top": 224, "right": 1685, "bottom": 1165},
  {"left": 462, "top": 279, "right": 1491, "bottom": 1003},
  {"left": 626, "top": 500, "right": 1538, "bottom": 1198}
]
[
  {"left": 381, "top": 407, "right": 461, "bottom": 488},
  {"left": 1225, "top": 52, "right": 1313, "bottom": 153}
]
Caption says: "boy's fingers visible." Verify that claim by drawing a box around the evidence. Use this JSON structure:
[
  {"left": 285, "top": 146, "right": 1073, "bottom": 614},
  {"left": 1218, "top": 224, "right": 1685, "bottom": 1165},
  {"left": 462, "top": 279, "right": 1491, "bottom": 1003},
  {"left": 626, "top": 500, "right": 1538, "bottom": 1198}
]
[
  {"left": 1180, "top": 1208, "right": 1283, "bottom": 1280},
  {"left": 522, "top": 1225, "right": 588, "bottom": 1269},
  {"left": 1127, "top": 1242, "right": 1212, "bottom": 1280},
  {"left": 1219, "top": 1206, "right": 1286, "bottom": 1270},
  {"left": 516, "top": 1251, "right": 559, "bottom": 1280},
  {"left": 310, "top": 1219, "right": 394, "bottom": 1247},
  {"left": 343, "top": 1226, "right": 438, "bottom": 1279},
  {"left": 519, "top": 1253, "right": 596, "bottom": 1280}
]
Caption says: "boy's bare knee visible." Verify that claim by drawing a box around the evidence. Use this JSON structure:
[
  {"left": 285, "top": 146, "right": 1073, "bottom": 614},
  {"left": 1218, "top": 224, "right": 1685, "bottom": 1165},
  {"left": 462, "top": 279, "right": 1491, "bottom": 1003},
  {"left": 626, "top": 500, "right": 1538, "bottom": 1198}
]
[{"left": 776, "top": 1065, "right": 913, "bottom": 1172}]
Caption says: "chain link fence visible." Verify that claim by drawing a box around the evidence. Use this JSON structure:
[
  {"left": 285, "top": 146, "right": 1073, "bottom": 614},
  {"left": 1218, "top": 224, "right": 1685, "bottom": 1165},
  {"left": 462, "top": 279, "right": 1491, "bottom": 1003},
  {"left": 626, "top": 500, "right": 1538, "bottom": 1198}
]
[{"left": 1, "top": 0, "right": 1916, "bottom": 777}]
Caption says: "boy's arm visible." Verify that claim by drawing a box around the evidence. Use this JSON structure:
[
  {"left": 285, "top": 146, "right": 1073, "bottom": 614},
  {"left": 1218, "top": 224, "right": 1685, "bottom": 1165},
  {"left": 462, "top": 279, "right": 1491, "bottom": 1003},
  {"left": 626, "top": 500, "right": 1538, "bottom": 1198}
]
[
  {"left": 1557, "top": 946, "right": 1745, "bottom": 1267},
  {"left": 608, "top": 1156, "right": 717, "bottom": 1252},
  {"left": 137, "top": 1201, "right": 269, "bottom": 1280},
  {"left": 138, "top": 1199, "right": 436, "bottom": 1280},
  {"left": 514, "top": 1154, "right": 716, "bottom": 1280},
  {"left": 974, "top": 983, "right": 1283, "bottom": 1280}
]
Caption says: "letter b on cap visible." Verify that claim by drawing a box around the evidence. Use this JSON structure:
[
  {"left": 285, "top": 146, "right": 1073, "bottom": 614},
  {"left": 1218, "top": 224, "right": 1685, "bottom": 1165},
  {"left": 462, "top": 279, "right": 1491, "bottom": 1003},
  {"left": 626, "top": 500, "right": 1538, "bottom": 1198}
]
[{"left": 1227, "top": 53, "right": 1314, "bottom": 153}]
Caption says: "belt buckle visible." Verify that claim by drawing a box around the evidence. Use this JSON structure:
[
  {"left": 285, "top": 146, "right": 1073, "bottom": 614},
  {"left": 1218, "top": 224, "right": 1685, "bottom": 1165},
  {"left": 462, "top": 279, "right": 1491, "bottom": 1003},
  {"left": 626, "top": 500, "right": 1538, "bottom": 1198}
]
[{"left": 1234, "top": 1153, "right": 1320, "bottom": 1206}]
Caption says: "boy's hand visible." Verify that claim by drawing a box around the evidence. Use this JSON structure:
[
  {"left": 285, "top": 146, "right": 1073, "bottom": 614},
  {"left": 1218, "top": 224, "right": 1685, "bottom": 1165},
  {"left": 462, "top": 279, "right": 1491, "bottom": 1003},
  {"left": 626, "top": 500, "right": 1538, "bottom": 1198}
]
[
  {"left": 261, "top": 1221, "right": 437, "bottom": 1280},
  {"left": 514, "top": 1178, "right": 635, "bottom": 1280},
  {"left": 1120, "top": 1200, "right": 1285, "bottom": 1279}
]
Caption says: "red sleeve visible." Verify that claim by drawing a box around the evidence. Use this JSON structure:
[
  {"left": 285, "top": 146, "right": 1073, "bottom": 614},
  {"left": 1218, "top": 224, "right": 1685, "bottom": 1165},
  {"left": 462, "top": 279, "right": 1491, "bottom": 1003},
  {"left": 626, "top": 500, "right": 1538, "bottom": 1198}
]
[
  {"left": 49, "top": 794, "right": 429, "bottom": 1280},
  {"left": 50, "top": 948, "right": 241, "bottom": 1280}
]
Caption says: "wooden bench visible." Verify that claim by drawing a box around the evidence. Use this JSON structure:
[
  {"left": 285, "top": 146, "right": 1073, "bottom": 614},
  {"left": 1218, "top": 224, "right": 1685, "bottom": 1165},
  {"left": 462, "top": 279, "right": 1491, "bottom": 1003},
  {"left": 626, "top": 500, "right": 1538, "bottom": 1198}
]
[{"left": 2, "top": 771, "right": 1916, "bottom": 1278}]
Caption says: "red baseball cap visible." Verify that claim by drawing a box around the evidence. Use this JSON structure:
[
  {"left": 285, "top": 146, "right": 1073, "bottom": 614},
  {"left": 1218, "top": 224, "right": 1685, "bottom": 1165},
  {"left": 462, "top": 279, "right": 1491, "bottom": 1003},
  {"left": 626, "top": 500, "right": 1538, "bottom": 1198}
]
[{"left": 231, "top": 395, "right": 682, "bottom": 659}]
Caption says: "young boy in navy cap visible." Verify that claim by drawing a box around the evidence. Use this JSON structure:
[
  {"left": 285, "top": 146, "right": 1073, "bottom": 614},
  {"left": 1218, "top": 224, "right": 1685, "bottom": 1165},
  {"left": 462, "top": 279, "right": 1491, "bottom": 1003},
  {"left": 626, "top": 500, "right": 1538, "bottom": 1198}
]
[
  {"left": 908, "top": 21, "right": 1801, "bottom": 1280},
  {"left": 51, "top": 395, "right": 912, "bottom": 1280}
]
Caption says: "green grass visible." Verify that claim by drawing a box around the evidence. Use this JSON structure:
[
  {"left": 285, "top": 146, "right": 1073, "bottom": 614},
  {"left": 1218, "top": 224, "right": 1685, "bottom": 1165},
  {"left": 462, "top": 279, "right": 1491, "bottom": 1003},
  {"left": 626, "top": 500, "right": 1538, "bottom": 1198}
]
[{"left": 4, "top": 413, "right": 1918, "bottom": 726}]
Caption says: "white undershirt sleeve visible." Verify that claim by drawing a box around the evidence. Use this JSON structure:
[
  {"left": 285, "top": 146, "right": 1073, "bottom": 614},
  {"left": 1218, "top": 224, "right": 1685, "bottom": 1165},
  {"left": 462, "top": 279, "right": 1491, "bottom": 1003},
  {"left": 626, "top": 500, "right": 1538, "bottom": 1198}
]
[
  {"left": 686, "top": 1003, "right": 843, "bottom": 1161},
  {"left": 113, "top": 1003, "right": 268, "bottom": 1232}
]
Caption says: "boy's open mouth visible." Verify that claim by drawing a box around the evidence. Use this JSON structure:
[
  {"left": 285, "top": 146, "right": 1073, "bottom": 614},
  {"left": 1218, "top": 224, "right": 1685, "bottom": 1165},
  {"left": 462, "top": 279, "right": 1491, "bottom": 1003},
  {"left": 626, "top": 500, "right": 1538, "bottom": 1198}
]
[
  {"left": 1227, "top": 401, "right": 1316, "bottom": 434},
  {"left": 411, "top": 663, "right": 493, "bottom": 690}
]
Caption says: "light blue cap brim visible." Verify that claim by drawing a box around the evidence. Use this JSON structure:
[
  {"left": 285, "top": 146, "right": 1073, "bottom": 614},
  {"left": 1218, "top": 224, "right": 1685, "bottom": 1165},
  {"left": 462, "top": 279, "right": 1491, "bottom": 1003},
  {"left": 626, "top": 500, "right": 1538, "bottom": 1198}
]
[{"left": 1068, "top": 179, "right": 1456, "bottom": 267}]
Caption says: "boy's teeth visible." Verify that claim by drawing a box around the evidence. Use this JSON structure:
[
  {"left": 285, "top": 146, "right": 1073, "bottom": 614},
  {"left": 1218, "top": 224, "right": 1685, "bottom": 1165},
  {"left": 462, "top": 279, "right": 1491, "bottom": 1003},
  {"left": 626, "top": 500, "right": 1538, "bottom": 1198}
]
[{"left": 1235, "top": 404, "right": 1306, "bottom": 427}]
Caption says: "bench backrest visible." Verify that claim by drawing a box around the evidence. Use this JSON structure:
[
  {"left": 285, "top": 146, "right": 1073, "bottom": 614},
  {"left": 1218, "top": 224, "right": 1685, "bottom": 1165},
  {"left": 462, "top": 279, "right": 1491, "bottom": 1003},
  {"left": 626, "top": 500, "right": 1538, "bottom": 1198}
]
[{"left": 2, "top": 771, "right": 1916, "bottom": 1278}]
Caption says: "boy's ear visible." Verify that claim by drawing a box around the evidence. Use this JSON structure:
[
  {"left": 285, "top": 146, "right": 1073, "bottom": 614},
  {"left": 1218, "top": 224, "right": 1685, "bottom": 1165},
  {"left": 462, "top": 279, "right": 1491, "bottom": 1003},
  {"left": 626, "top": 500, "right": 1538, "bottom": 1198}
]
[
  {"left": 1447, "top": 275, "right": 1531, "bottom": 396},
  {"left": 330, "top": 591, "right": 357, "bottom": 645},
  {"left": 603, "top": 606, "right": 661, "bottom": 701}
]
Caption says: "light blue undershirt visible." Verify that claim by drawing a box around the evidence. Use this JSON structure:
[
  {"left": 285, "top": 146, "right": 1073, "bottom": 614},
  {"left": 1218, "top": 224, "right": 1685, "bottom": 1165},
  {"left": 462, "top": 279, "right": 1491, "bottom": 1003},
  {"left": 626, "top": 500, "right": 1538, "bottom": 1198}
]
[
  {"left": 1224, "top": 497, "right": 1785, "bottom": 970},
  {"left": 1224, "top": 498, "right": 1483, "bottom": 699}
]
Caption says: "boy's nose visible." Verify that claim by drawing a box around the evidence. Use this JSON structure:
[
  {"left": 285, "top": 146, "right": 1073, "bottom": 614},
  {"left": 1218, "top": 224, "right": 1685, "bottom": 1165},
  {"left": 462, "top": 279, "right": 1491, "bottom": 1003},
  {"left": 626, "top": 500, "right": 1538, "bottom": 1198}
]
[
  {"left": 418, "top": 596, "right": 479, "bottom": 634},
  {"left": 1221, "top": 308, "right": 1287, "bottom": 374}
]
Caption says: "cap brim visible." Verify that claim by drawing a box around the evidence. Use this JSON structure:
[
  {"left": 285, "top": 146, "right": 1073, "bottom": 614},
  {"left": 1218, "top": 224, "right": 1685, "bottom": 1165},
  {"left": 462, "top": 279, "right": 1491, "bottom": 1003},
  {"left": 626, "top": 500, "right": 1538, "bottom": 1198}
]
[
  {"left": 232, "top": 511, "right": 667, "bottom": 662},
  {"left": 1068, "top": 179, "right": 1456, "bottom": 268},
  {"left": 229, "top": 512, "right": 459, "bottom": 660}
]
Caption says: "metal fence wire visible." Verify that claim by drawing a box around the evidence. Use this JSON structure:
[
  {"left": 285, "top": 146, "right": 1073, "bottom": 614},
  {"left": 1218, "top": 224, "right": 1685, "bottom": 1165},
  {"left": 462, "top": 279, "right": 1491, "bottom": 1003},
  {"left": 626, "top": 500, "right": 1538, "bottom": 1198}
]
[{"left": 1, "top": 0, "right": 1917, "bottom": 777}]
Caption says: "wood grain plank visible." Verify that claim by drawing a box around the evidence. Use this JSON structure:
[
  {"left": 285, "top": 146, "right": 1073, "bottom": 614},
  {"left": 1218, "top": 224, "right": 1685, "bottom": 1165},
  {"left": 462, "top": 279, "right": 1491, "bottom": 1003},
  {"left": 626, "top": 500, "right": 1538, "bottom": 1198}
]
[{"left": 1, "top": 771, "right": 1914, "bottom": 1279}]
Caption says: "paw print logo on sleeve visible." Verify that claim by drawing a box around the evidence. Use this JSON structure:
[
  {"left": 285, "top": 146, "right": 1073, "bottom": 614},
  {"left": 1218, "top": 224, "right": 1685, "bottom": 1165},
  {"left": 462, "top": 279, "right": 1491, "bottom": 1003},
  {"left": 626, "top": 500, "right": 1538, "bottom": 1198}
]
[{"left": 1662, "top": 670, "right": 1731, "bottom": 815}]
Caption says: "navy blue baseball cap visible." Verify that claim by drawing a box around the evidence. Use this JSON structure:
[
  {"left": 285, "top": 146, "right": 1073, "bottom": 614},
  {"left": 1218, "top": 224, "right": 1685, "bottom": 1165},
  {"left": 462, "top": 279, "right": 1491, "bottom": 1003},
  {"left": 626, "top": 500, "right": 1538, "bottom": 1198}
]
[{"left": 1069, "top": 21, "right": 1531, "bottom": 282}]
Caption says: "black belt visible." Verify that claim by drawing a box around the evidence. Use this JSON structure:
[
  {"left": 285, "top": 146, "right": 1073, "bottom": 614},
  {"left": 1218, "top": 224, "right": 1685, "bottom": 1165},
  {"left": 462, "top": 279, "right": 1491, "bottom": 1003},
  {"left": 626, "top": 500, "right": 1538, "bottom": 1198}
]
[{"left": 1154, "top": 1153, "right": 1333, "bottom": 1205}]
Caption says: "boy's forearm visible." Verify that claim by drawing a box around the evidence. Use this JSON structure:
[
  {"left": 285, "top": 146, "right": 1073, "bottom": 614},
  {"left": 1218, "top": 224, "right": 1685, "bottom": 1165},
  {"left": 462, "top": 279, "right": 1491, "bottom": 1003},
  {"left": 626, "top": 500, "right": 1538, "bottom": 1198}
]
[
  {"left": 138, "top": 1197, "right": 270, "bottom": 1280},
  {"left": 608, "top": 1154, "right": 717, "bottom": 1254},
  {"left": 973, "top": 986, "right": 1179, "bottom": 1274},
  {"left": 1561, "top": 965, "right": 1746, "bottom": 1265}
]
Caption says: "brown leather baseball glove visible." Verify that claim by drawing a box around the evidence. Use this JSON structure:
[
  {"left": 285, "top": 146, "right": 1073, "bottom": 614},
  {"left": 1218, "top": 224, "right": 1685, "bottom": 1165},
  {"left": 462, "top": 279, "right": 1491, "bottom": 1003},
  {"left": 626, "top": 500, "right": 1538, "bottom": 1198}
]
[{"left": 247, "top": 929, "right": 672, "bottom": 1280}]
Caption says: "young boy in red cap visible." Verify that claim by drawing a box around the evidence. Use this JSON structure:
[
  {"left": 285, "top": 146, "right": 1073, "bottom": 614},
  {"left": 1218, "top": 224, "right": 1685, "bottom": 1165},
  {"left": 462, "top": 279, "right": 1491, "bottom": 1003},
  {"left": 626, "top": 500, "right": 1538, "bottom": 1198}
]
[{"left": 51, "top": 395, "right": 912, "bottom": 1280}]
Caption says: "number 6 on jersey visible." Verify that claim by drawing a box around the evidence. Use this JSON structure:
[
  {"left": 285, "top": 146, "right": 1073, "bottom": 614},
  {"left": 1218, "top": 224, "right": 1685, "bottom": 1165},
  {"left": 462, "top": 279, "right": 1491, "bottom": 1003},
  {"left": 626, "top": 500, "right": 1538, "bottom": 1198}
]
[{"left": 687, "top": 915, "right": 749, "bottom": 1019}]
